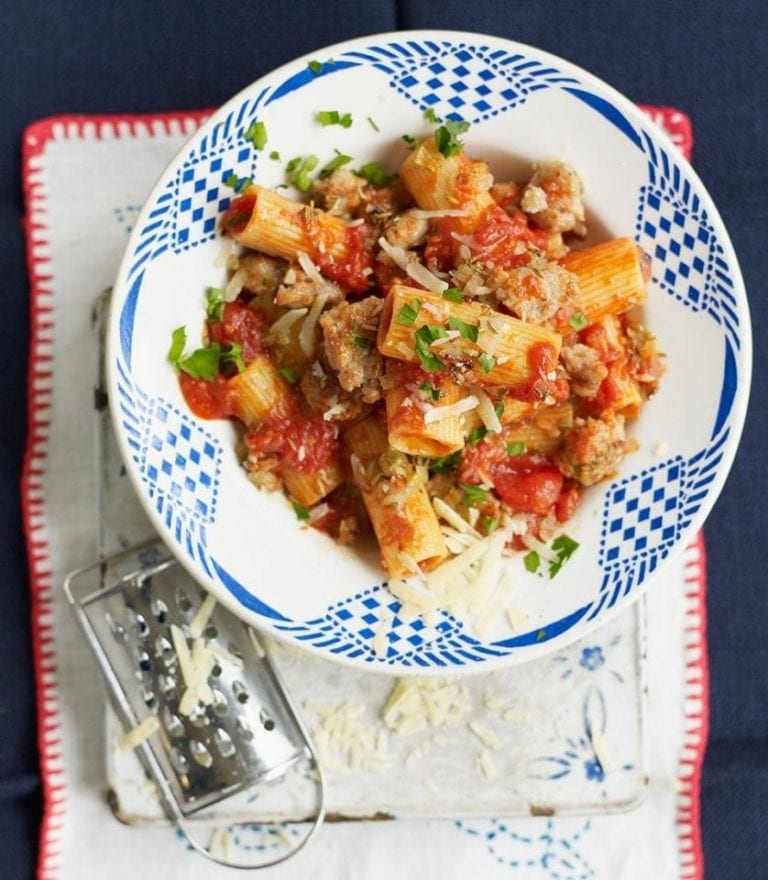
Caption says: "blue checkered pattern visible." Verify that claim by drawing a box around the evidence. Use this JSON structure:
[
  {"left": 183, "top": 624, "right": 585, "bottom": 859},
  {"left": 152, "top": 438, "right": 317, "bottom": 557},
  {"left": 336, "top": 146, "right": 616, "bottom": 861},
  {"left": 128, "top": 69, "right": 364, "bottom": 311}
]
[
  {"left": 600, "top": 458, "right": 685, "bottom": 567},
  {"left": 139, "top": 399, "right": 221, "bottom": 525}
]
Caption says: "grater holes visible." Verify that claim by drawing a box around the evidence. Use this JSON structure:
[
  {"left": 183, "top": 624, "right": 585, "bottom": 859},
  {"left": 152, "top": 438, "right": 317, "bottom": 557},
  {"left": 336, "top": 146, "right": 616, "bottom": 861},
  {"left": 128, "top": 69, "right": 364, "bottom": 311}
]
[
  {"left": 169, "top": 746, "right": 189, "bottom": 774},
  {"left": 227, "top": 643, "right": 244, "bottom": 664},
  {"left": 140, "top": 685, "right": 156, "bottom": 708},
  {"left": 211, "top": 689, "right": 228, "bottom": 716},
  {"left": 211, "top": 663, "right": 223, "bottom": 678},
  {"left": 187, "top": 703, "right": 209, "bottom": 728},
  {"left": 132, "top": 612, "right": 150, "bottom": 639},
  {"left": 136, "top": 650, "right": 152, "bottom": 675},
  {"left": 175, "top": 587, "right": 193, "bottom": 614},
  {"left": 190, "top": 740, "right": 213, "bottom": 768},
  {"left": 232, "top": 681, "right": 249, "bottom": 704},
  {"left": 106, "top": 613, "right": 126, "bottom": 643},
  {"left": 259, "top": 708, "right": 275, "bottom": 732},
  {"left": 236, "top": 716, "right": 254, "bottom": 742},
  {"left": 151, "top": 598, "right": 169, "bottom": 624},
  {"left": 158, "top": 673, "right": 177, "bottom": 694},
  {"left": 204, "top": 623, "right": 218, "bottom": 639},
  {"left": 213, "top": 728, "right": 236, "bottom": 759},
  {"left": 154, "top": 635, "right": 175, "bottom": 666},
  {"left": 162, "top": 706, "right": 185, "bottom": 738}
]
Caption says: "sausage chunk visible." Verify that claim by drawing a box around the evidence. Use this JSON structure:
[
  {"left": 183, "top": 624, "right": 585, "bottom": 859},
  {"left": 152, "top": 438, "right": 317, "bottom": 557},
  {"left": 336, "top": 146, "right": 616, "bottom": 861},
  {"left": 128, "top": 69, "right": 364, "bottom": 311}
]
[
  {"left": 319, "top": 297, "right": 384, "bottom": 403},
  {"left": 521, "top": 161, "right": 586, "bottom": 235},
  {"left": 487, "top": 261, "right": 580, "bottom": 325},
  {"left": 556, "top": 415, "right": 626, "bottom": 486},
  {"left": 560, "top": 344, "right": 608, "bottom": 398}
]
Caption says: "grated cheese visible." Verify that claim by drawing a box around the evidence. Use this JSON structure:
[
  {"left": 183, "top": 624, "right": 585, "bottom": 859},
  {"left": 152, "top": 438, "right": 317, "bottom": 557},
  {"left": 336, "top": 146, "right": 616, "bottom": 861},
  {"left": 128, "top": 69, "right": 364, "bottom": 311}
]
[
  {"left": 223, "top": 266, "right": 247, "bottom": 302},
  {"left": 118, "top": 715, "right": 160, "bottom": 752},
  {"left": 299, "top": 291, "right": 330, "bottom": 356},
  {"left": 378, "top": 236, "right": 448, "bottom": 294},
  {"left": 305, "top": 701, "right": 392, "bottom": 774},
  {"left": 423, "top": 394, "right": 479, "bottom": 425},
  {"left": 477, "top": 749, "right": 498, "bottom": 780},
  {"left": 410, "top": 208, "right": 470, "bottom": 219},
  {"left": 268, "top": 307, "right": 308, "bottom": 343},
  {"left": 188, "top": 592, "right": 217, "bottom": 640},
  {"left": 474, "top": 388, "right": 503, "bottom": 434},
  {"left": 382, "top": 678, "right": 469, "bottom": 736},
  {"left": 468, "top": 720, "right": 502, "bottom": 750}
]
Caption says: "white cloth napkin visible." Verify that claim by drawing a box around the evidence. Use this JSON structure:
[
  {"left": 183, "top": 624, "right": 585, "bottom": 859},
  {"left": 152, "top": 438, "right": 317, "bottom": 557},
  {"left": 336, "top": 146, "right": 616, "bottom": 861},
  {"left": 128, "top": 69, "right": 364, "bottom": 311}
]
[{"left": 22, "top": 107, "right": 705, "bottom": 880}]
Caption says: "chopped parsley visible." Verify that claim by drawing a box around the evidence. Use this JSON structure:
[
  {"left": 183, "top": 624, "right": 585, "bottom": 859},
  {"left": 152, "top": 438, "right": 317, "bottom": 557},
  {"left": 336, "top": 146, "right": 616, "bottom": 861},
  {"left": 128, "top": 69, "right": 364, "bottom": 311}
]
[
  {"left": 279, "top": 367, "right": 298, "bottom": 384},
  {"left": 291, "top": 500, "right": 310, "bottom": 521},
  {"left": 402, "top": 134, "right": 416, "bottom": 147},
  {"left": 319, "top": 150, "right": 354, "bottom": 178},
  {"left": 224, "top": 173, "right": 252, "bottom": 192},
  {"left": 419, "top": 381, "right": 440, "bottom": 402},
  {"left": 523, "top": 550, "right": 541, "bottom": 573},
  {"left": 423, "top": 108, "right": 440, "bottom": 124},
  {"left": 220, "top": 342, "right": 245, "bottom": 374},
  {"left": 350, "top": 327, "right": 371, "bottom": 350},
  {"left": 367, "top": 116, "right": 380, "bottom": 132},
  {"left": 434, "top": 119, "right": 470, "bottom": 158},
  {"left": 478, "top": 352, "right": 495, "bottom": 374},
  {"left": 494, "top": 401, "right": 505, "bottom": 420},
  {"left": 414, "top": 324, "right": 447, "bottom": 372},
  {"left": 285, "top": 155, "right": 319, "bottom": 192},
  {"left": 536, "top": 628, "right": 547, "bottom": 642},
  {"left": 224, "top": 211, "right": 251, "bottom": 228},
  {"left": 442, "top": 287, "right": 464, "bottom": 303},
  {"left": 468, "top": 426, "right": 490, "bottom": 446},
  {"left": 206, "top": 287, "right": 226, "bottom": 321},
  {"left": 448, "top": 315, "right": 479, "bottom": 342},
  {"left": 317, "top": 110, "right": 353, "bottom": 128},
  {"left": 355, "top": 161, "right": 391, "bottom": 187},
  {"left": 269, "top": 150, "right": 281, "bottom": 161},
  {"left": 244, "top": 120, "right": 267, "bottom": 150},
  {"left": 397, "top": 298, "right": 421, "bottom": 326},
  {"left": 506, "top": 441, "right": 527, "bottom": 457},
  {"left": 460, "top": 482, "right": 487, "bottom": 506},
  {"left": 168, "top": 327, "right": 244, "bottom": 380},
  {"left": 480, "top": 515, "right": 499, "bottom": 536},
  {"left": 167, "top": 326, "right": 187, "bottom": 366},
  {"left": 569, "top": 311, "right": 588, "bottom": 330},
  {"left": 307, "top": 60, "right": 323, "bottom": 74},
  {"left": 428, "top": 450, "right": 461, "bottom": 474},
  {"left": 548, "top": 534, "right": 580, "bottom": 578}
]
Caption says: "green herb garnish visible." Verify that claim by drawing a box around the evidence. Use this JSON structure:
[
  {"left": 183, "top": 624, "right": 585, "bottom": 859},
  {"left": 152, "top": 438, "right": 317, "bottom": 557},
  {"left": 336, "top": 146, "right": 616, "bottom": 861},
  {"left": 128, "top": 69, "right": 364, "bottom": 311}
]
[
  {"left": 367, "top": 116, "right": 380, "bottom": 132},
  {"left": 356, "top": 161, "right": 392, "bottom": 187},
  {"left": 460, "top": 482, "right": 487, "bottom": 506},
  {"left": 536, "top": 628, "right": 547, "bottom": 642},
  {"left": 244, "top": 120, "right": 267, "bottom": 150},
  {"left": 269, "top": 150, "right": 281, "bottom": 161},
  {"left": 177, "top": 346, "right": 223, "bottom": 381},
  {"left": 319, "top": 150, "right": 354, "bottom": 179},
  {"left": 506, "top": 441, "right": 527, "bottom": 457},
  {"left": 480, "top": 515, "right": 499, "bottom": 536},
  {"left": 424, "top": 108, "right": 440, "bottom": 124},
  {"left": 434, "top": 119, "right": 470, "bottom": 158},
  {"left": 225, "top": 212, "right": 251, "bottom": 228},
  {"left": 224, "top": 174, "right": 252, "bottom": 193},
  {"left": 468, "top": 426, "right": 490, "bottom": 446},
  {"left": 167, "top": 326, "right": 187, "bottom": 365},
  {"left": 402, "top": 134, "right": 416, "bottom": 147},
  {"left": 397, "top": 298, "right": 421, "bottom": 326},
  {"left": 317, "top": 110, "right": 353, "bottom": 128},
  {"left": 494, "top": 401, "right": 505, "bottom": 420},
  {"left": 279, "top": 367, "right": 298, "bottom": 384},
  {"left": 442, "top": 287, "right": 464, "bottom": 303},
  {"left": 350, "top": 329, "right": 371, "bottom": 350},
  {"left": 206, "top": 287, "right": 226, "bottom": 321},
  {"left": 428, "top": 450, "right": 461, "bottom": 474},
  {"left": 419, "top": 381, "right": 440, "bottom": 402},
  {"left": 448, "top": 315, "right": 479, "bottom": 342},
  {"left": 308, "top": 60, "right": 323, "bottom": 74},
  {"left": 220, "top": 342, "right": 245, "bottom": 374},
  {"left": 569, "top": 311, "right": 588, "bottom": 330},
  {"left": 291, "top": 500, "right": 310, "bottom": 521},
  {"left": 548, "top": 534, "right": 580, "bottom": 578},
  {"left": 413, "top": 324, "right": 447, "bottom": 373},
  {"left": 523, "top": 551, "right": 541, "bottom": 573},
  {"left": 478, "top": 352, "right": 495, "bottom": 374},
  {"left": 286, "top": 155, "right": 319, "bottom": 192}
]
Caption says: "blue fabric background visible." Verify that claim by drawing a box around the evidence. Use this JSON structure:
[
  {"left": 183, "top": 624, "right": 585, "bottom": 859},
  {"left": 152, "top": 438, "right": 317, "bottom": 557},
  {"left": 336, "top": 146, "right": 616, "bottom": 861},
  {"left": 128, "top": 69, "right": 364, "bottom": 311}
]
[{"left": 1, "top": 2, "right": 765, "bottom": 877}]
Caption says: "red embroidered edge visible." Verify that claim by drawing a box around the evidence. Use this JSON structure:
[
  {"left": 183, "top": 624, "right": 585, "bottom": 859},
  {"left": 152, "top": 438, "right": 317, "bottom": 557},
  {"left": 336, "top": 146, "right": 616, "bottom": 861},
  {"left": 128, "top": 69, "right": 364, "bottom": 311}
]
[{"left": 20, "top": 106, "right": 705, "bottom": 880}]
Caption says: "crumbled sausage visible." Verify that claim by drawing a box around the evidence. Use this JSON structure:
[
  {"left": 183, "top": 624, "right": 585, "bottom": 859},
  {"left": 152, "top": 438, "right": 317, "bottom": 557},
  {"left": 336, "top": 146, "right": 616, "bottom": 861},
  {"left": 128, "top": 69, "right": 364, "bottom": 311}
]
[
  {"left": 360, "top": 177, "right": 414, "bottom": 221},
  {"left": 319, "top": 297, "right": 384, "bottom": 402},
  {"left": 521, "top": 161, "right": 586, "bottom": 235},
  {"left": 384, "top": 209, "right": 430, "bottom": 249},
  {"left": 487, "top": 261, "right": 580, "bottom": 325},
  {"left": 560, "top": 344, "right": 608, "bottom": 398},
  {"left": 274, "top": 267, "right": 343, "bottom": 309},
  {"left": 239, "top": 252, "right": 287, "bottom": 297},
  {"left": 313, "top": 168, "right": 366, "bottom": 216},
  {"left": 556, "top": 415, "right": 626, "bottom": 486},
  {"left": 300, "top": 361, "right": 367, "bottom": 422}
]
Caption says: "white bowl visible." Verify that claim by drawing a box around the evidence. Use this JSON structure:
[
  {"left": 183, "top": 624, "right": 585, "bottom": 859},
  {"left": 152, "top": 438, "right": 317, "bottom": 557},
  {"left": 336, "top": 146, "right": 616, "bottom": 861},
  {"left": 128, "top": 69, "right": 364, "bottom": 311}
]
[{"left": 108, "top": 30, "right": 750, "bottom": 673}]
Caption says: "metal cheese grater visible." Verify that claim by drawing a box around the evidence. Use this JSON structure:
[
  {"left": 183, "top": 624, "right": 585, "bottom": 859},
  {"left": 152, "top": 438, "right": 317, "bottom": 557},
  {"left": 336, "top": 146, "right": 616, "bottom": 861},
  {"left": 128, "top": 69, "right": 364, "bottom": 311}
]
[{"left": 62, "top": 293, "right": 325, "bottom": 868}]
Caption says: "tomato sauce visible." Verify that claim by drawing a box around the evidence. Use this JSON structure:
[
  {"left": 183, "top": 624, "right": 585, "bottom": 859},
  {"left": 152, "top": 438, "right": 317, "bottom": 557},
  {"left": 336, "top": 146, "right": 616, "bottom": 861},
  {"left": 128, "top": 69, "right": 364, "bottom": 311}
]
[
  {"left": 245, "top": 401, "right": 336, "bottom": 474},
  {"left": 470, "top": 206, "right": 549, "bottom": 269},
  {"left": 505, "top": 342, "right": 569, "bottom": 404},
  {"left": 492, "top": 454, "right": 564, "bottom": 516},
  {"left": 220, "top": 193, "right": 255, "bottom": 235},
  {"left": 208, "top": 301, "right": 267, "bottom": 363},
  {"left": 380, "top": 508, "right": 415, "bottom": 551},
  {"left": 308, "top": 219, "right": 373, "bottom": 293},
  {"left": 179, "top": 372, "right": 234, "bottom": 420}
]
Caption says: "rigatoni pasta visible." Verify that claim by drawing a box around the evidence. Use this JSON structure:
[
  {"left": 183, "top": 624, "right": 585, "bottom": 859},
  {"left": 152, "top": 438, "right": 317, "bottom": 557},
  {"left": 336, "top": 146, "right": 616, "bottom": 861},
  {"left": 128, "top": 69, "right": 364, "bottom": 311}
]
[{"left": 168, "top": 121, "right": 664, "bottom": 581}]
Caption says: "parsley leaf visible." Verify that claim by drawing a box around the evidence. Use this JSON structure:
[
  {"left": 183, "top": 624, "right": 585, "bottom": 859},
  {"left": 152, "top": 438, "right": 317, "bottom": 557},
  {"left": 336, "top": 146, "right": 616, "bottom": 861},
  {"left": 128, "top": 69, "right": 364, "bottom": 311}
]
[
  {"left": 220, "top": 342, "right": 245, "bottom": 374},
  {"left": 178, "top": 345, "right": 222, "bottom": 381},
  {"left": 506, "top": 441, "right": 527, "bottom": 457},
  {"left": 419, "top": 381, "right": 440, "bottom": 402},
  {"left": 414, "top": 324, "right": 447, "bottom": 373},
  {"left": 480, "top": 515, "right": 499, "bottom": 536},
  {"left": 308, "top": 60, "right": 323, "bottom": 74},
  {"left": 167, "top": 326, "right": 187, "bottom": 365},
  {"left": 402, "top": 134, "right": 416, "bottom": 147},
  {"left": 269, "top": 150, "right": 281, "bottom": 161},
  {"left": 244, "top": 120, "right": 267, "bottom": 150},
  {"left": 319, "top": 151, "right": 354, "bottom": 179},
  {"left": 350, "top": 329, "right": 371, "bottom": 350},
  {"left": 536, "top": 628, "right": 548, "bottom": 642},
  {"left": 428, "top": 451, "right": 460, "bottom": 474},
  {"left": 548, "top": 534, "right": 580, "bottom": 578},
  {"left": 279, "top": 367, "right": 298, "bottom": 384},
  {"left": 367, "top": 116, "right": 380, "bottom": 132},
  {"left": 356, "top": 162, "right": 391, "bottom": 187},
  {"left": 317, "top": 110, "right": 353, "bottom": 128},
  {"left": 286, "top": 155, "right": 319, "bottom": 192},
  {"left": 442, "top": 287, "right": 464, "bottom": 303},
  {"left": 224, "top": 174, "right": 252, "bottom": 193},
  {"left": 494, "top": 401, "right": 505, "bottom": 420},
  {"left": 478, "top": 352, "right": 495, "bottom": 374},
  {"left": 434, "top": 119, "right": 470, "bottom": 158},
  {"left": 397, "top": 298, "right": 421, "bottom": 326},
  {"left": 206, "top": 287, "right": 226, "bottom": 321},
  {"left": 424, "top": 108, "right": 440, "bottom": 124},
  {"left": 468, "top": 426, "right": 490, "bottom": 446},
  {"left": 569, "top": 311, "right": 588, "bottom": 330},
  {"left": 460, "top": 482, "right": 487, "bottom": 506},
  {"left": 448, "top": 315, "right": 479, "bottom": 342},
  {"left": 523, "top": 551, "right": 540, "bottom": 573},
  {"left": 291, "top": 500, "right": 310, "bottom": 521}
]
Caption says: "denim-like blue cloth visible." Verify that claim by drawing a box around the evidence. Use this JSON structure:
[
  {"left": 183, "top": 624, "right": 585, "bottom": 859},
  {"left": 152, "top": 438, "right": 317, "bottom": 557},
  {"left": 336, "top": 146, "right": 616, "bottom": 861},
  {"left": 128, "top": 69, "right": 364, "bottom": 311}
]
[{"left": 1, "top": 2, "right": 765, "bottom": 877}]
